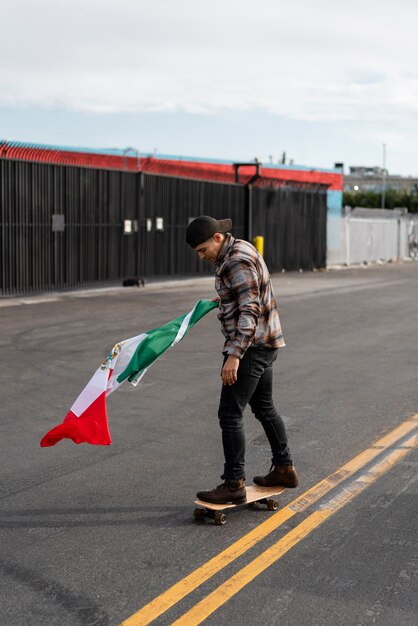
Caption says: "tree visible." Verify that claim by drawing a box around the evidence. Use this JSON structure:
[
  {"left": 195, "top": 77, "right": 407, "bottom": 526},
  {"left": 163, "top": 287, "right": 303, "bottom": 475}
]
[{"left": 343, "top": 189, "right": 418, "bottom": 213}]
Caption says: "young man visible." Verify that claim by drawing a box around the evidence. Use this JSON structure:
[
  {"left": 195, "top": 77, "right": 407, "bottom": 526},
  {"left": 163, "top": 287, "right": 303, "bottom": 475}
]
[{"left": 186, "top": 215, "right": 298, "bottom": 504}]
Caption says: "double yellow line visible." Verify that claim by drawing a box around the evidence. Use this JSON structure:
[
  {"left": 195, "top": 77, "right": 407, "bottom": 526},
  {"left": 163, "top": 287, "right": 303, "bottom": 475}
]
[{"left": 121, "top": 414, "right": 418, "bottom": 626}]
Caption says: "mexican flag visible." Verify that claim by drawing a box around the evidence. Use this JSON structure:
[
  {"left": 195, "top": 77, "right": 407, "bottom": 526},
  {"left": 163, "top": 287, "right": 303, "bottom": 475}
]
[{"left": 40, "top": 299, "right": 218, "bottom": 447}]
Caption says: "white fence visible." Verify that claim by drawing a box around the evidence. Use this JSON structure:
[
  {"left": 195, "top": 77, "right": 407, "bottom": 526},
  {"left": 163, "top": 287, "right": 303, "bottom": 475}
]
[
  {"left": 410, "top": 215, "right": 418, "bottom": 259},
  {"left": 327, "top": 208, "right": 415, "bottom": 266}
]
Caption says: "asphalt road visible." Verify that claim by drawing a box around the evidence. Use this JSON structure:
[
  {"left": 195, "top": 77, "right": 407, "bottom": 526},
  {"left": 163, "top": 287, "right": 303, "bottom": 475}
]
[{"left": 0, "top": 262, "right": 417, "bottom": 626}]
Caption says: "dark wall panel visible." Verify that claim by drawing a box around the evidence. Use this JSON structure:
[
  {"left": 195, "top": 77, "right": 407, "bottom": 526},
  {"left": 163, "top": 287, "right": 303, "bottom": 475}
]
[
  {"left": 141, "top": 174, "right": 246, "bottom": 278},
  {"left": 251, "top": 186, "right": 327, "bottom": 271},
  {"left": 0, "top": 159, "right": 140, "bottom": 295},
  {"left": 1, "top": 159, "right": 327, "bottom": 296}
]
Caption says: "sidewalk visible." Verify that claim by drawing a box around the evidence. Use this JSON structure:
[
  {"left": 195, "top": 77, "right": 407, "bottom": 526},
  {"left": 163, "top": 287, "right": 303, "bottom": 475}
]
[{"left": 0, "top": 261, "right": 415, "bottom": 309}]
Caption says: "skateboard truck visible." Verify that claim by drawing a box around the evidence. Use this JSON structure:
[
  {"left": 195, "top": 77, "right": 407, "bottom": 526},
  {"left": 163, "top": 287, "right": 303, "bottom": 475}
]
[{"left": 193, "top": 508, "right": 227, "bottom": 525}]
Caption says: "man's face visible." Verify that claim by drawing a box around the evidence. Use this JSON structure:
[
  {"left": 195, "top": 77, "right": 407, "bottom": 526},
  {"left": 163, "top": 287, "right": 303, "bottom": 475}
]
[{"left": 194, "top": 233, "right": 224, "bottom": 263}]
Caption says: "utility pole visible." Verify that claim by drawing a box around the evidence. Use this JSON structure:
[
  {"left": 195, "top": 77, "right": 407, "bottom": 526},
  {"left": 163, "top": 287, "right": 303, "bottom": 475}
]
[{"left": 381, "top": 143, "right": 387, "bottom": 209}]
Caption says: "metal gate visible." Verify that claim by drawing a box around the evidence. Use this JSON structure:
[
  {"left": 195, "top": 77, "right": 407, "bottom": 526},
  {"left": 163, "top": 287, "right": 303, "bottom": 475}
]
[
  {"left": 0, "top": 158, "right": 140, "bottom": 295},
  {"left": 251, "top": 186, "right": 328, "bottom": 271},
  {"left": 140, "top": 174, "right": 246, "bottom": 277}
]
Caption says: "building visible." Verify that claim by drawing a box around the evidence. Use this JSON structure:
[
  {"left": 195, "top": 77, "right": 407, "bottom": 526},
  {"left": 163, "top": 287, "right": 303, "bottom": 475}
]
[{"left": 343, "top": 165, "right": 418, "bottom": 193}]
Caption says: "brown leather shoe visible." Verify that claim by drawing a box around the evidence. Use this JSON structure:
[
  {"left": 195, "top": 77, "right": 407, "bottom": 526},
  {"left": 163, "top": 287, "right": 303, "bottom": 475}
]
[
  {"left": 196, "top": 479, "right": 246, "bottom": 504},
  {"left": 253, "top": 465, "right": 299, "bottom": 488}
]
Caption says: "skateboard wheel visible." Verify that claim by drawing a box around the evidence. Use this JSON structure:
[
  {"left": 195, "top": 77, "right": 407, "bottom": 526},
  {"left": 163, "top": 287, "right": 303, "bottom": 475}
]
[
  {"left": 193, "top": 508, "right": 206, "bottom": 522},
  {"left": 214, "top": 512, "right": 227, "bottom": 525},
  {"left": 267, "top": 499, "right": 279, "bottom": 511}
]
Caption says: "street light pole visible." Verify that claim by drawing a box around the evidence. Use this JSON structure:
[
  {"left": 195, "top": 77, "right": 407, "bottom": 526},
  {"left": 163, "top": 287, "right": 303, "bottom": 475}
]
[{"left": 381, "top": 143, "right": 386, "bottom": 209}]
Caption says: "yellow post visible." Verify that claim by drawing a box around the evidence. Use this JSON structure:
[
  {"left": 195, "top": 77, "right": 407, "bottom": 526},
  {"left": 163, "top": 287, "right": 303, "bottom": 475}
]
[{"left": 253, "top": 235, "right": 264, "bottom": 257}]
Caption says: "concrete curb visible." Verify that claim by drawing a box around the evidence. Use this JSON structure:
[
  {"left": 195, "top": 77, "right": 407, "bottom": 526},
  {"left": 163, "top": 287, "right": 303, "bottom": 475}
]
[{"left": 0, "top": 276, "right": 215, "bottom": 309}]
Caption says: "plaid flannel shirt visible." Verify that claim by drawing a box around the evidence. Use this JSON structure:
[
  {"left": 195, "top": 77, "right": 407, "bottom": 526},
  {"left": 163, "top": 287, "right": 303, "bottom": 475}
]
[{"left": 215, "top": 234, "right": 285, "bottom": 358}]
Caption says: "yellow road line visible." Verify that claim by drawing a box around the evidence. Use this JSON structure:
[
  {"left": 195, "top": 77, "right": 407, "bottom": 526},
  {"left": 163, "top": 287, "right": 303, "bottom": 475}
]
[
  {"left": 120, "top": 414, "right": 418, "bottom": 626},
  {"left": 172, "top": 433, "right": 417, "bottom": 625}
]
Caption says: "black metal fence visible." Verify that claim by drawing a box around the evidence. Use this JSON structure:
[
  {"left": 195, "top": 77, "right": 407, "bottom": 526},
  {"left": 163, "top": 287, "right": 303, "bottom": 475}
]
[
  {"left": 0, "top": 158, "right": 327, "bottom": 296},
  {"left": 251, "top": 186, "right": 327, "bottom": 271},
  {"left": 140, "top": 174, "right": 246, "bottom": 278},
  {"left": 0, "top": 158, "right": 141, "bottom": 294}
]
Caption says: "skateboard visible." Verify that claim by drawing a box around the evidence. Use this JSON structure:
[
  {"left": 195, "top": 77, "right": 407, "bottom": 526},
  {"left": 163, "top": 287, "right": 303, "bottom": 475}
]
[{"left": 193, "top": 484, "right": 286, "bottom": 525}]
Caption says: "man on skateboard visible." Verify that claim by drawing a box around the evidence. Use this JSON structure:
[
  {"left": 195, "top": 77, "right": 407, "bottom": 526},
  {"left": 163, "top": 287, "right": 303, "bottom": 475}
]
[{"left": 186, "top": 215, "right": 298, "bottom": 504}]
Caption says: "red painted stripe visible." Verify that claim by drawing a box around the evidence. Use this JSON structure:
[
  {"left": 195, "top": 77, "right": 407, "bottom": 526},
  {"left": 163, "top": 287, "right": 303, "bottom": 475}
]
[{"left": 0, "top": 143, "right": 342, "bottom": 190}]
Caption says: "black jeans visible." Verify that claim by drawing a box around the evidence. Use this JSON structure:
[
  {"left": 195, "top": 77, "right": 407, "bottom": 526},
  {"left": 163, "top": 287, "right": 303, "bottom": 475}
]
[{"left": 218, "top": 347, "right": 292, "bottom": 481}]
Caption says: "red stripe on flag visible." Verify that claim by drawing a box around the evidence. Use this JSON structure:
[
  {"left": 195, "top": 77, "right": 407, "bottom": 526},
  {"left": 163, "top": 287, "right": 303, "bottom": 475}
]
[{"left": 40, "top": 392, "right": 112, "bottom": 447}]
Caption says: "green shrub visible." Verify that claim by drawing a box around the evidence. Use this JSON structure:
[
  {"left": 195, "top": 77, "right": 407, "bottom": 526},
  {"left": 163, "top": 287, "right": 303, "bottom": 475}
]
[{"left": 343, "top": 188, "right": 418, "bottom": 214}]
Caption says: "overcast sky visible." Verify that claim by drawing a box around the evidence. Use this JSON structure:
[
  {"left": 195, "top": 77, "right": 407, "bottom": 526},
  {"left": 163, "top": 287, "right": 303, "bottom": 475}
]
[{"left": 1, "top": 0, "right": 418, "bottom": 175}]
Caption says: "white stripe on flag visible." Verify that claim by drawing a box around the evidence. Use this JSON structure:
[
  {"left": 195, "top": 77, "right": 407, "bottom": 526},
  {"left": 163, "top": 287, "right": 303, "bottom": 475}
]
[
  {"left": 171, "top": 303, "right": 197, "bottom": 346},
  {"left": 130, "top": 367, "right": 149, "bottom": 387},
  {"left": 71, "top": 367, "right": 109, "bottom": 417},
  {"left": 107, "top": 333, "right": 148, "bottom": 395}
]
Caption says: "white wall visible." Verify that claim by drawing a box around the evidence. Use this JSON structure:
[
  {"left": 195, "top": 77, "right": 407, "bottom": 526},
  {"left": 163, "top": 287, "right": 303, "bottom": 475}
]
[{"left": 327, "top": 208, "right": 412, "bottom": 266}]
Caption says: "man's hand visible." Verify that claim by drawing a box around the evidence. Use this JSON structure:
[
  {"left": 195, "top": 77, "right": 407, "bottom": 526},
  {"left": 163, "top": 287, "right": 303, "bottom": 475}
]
[{"left": 221, "top": 355, "right": 240, "bottom": 386}]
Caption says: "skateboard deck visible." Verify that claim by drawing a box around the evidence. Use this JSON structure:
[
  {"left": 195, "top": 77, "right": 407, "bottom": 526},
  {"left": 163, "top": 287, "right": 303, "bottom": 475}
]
[{"left": 193, "top": 484, "right": 286, "bottom": 525}]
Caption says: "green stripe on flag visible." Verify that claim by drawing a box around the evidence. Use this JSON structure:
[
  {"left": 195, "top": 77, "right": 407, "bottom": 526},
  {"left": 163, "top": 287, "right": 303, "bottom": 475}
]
[{"left": 116, "top": 299, "right": 218, "bottom": 384}]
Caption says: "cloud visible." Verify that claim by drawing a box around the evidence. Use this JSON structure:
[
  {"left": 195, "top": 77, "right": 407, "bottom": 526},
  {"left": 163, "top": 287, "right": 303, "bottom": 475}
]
[{"left": 1, "top": 0, "right": 418, "bottom": 125}]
